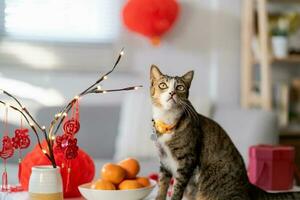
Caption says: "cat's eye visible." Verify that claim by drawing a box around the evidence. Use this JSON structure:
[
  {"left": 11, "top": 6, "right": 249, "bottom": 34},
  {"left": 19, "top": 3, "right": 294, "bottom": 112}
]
[
  {"left": 159, "top": 82, "right": 168, "bottom": 89},
  {"left": 176, "top": 85, "right": 185, "bottom": 91}
]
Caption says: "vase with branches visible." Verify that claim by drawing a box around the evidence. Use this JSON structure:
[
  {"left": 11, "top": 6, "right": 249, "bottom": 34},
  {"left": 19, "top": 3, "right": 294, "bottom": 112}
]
[{"left": 0, "top": 49, "right": 142, "bottom": 193}]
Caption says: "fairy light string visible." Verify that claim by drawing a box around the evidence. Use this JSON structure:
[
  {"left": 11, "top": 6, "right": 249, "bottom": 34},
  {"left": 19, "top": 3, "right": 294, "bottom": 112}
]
[{"left": 0, "top": 48, "right": 142, "bottom": 168}]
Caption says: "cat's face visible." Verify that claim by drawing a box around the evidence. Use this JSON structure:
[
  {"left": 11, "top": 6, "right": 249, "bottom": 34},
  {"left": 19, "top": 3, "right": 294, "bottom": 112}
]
[{"left": 150, "top": 65, "right": 194, "bottom": 110}]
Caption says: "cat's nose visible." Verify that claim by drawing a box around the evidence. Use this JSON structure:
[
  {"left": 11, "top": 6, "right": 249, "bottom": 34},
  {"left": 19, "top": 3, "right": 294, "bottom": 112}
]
[{"left": 169, "top": 91, "right": 176, "bottom": 97}]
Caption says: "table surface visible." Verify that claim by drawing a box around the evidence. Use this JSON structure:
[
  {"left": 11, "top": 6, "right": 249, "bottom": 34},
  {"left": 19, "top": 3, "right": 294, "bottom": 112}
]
[
  {"left": 0, "top": 193, "right": 157, "bottom": 200},
  {"left": 0, "top": 189, "right": 158, "bottom": 200},
  {"left": 2, "top": 186, "right": 300, "bottom": 200}
]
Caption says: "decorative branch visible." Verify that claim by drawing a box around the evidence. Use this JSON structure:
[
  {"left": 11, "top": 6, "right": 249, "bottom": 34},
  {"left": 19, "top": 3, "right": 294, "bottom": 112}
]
[
  {"left": 0, "top": 48, "right": 142, "bottom": 168},
  {"left": 91, "top": 86, "right": 143, "bottom": 94},
  {"left": 1, "top": 90, "right": 44, "bottom": 132},
  {"left": 0, "top": 100, "right": 55, "bottom": 167},
  {"left": 48, "top": 48, "right": 136, "bottom": 137},
  {"left": 0, "top": 90, "right": 56, "bottom": 165}
]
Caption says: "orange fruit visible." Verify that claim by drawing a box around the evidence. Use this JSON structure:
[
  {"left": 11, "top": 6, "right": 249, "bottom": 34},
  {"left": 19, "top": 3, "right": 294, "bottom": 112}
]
[
  {"left": 136, "top": 177, "right": 151, "bottom": 187},
  {"left": 101, "top": 163, "right": 126, "bottom": 185},
  {"left": 118, "top": 158, "right": 140, "bottom": 179},
  {"left": 91, "top": 179, "right": 116, "bottom": 190},
  {"left": 118, "top": 180, "right": 143, "bottom": 190}
]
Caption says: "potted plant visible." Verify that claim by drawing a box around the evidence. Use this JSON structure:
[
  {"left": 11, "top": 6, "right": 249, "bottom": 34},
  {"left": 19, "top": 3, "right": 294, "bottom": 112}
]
[{"left": 271, "top": 18, "right": 289, "bottom": 58}]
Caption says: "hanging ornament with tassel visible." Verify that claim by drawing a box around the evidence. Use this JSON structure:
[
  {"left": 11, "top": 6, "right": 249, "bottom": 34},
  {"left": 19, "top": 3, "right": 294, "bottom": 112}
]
[
  {"left": 55, "top": 98, "right": 80, "bottom": 193},
  {"left": 0, "top": 105, "right": 14, "bottom": 191},
  {"left": 11, "top": 115, "right": 30, "bottom": 191}
]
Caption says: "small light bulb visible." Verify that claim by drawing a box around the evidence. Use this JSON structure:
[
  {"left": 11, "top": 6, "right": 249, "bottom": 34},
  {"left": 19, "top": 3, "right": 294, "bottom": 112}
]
[
  {"left": 29, "top": 123, "right": 34, "bottom": 127},
  {"left": 103, "top": 91, "right": 107, "bottom": 94},
  {"left": 96, "top": 86, "right": 102, "bottom": 91},
  {"left": 74, "top": 95, "right": 79, "bottom": 100},
  {"left": 51, "top": 135, "right": 56, "bottom": 140},
  {"left": 42, "top": 149, "right": 47, "bottom": 154},
  {"left": 134, "top": 86, "right": 140, "bottom": 90},
  {"left": 42, "top": 126, "right": 46, "bottom": 130},
  {"left": 103, "top": 76, "right": 108, "bottom": 80},
  {"left": 63, "top": 112, "right": 67, "bottom": 117},
  {"left": 120, "top": 51, "right": 124, "bottom": 56}
]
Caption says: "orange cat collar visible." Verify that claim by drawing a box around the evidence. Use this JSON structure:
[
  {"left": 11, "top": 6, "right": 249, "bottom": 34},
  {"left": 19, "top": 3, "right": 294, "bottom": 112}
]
[{"left": 154, "top": 120, "right": 177, "bottom": 134}]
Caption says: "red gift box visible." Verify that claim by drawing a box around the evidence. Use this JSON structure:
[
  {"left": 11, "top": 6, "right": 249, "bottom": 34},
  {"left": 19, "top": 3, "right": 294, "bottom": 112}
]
[{"left": 248, "top": 145, "right": 295, "bottom": 191}]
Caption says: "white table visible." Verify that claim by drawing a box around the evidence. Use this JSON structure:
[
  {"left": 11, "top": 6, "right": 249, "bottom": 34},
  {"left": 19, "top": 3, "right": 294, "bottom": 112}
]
[
  {"left": 0, "top": 192, "right": 84, "bottom": 200},
  {"left": 0, "top": 189, "right": 158, "bottom": 200},
  {"left": 2, "top": 185, "right": 300, "bottom": 200}
]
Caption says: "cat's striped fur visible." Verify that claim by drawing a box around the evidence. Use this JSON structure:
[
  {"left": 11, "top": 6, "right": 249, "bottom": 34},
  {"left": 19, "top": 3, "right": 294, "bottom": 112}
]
[{"left": 150, "top": 65, "right": 300, "bottom": 200}]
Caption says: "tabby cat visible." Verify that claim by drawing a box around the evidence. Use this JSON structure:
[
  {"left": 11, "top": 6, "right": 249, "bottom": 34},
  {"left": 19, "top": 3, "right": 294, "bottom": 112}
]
[{"left": 150, "top": 65, "right": 300, "bottom": 200}]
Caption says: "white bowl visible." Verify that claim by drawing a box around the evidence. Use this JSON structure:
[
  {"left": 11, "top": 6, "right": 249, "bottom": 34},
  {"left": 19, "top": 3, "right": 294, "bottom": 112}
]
[{"left": 78, "top": 180, "right": 156, "bottom": 200}]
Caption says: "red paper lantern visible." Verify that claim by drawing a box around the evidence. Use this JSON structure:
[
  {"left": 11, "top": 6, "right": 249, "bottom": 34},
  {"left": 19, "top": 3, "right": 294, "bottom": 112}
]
[
  {"left": 122, "top": 0, "right": 180, "bottom": 45},
  {"left": 20, "top": 142, "right": 95, "bottom": 198}
]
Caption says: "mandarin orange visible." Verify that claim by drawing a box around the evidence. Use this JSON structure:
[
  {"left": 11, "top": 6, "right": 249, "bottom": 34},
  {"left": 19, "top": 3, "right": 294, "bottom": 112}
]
[
  {"left": 118, "top": 180, "right": 143, "bottom": 190},
  {"left": 101, "top": 163, "right": 126, "bottom": 184},
  {"left": 136, "top": 176, "right": 151, "bottom": 187},
  {"left": 118, "top": 158, "right": 140, "bottom": 179},
  {"left": 91, "top": 179, "right": 116, "bottom": 190}
]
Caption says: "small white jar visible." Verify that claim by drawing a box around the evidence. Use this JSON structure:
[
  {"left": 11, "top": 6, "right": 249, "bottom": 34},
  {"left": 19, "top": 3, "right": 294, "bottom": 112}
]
[
  {"left": 29, "top": 166, "right": 63, "bottom": 200},
  {"left": 272, "top": 36, "right": 288, "bottom": 58}
]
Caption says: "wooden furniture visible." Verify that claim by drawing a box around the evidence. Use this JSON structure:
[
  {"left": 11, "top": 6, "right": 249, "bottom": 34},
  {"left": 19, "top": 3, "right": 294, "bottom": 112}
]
[
  {"left": 241, "top": 0, "right": 300, "bottom": 111},
  {"left": 241, "top": 0, "right": 272, "bottom": 111}
]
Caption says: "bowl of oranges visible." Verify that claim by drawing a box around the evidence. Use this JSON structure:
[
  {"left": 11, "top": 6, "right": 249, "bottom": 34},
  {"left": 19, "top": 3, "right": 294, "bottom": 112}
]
[{"left": 78, "top": 157, "right": 156, "bottom": 200}]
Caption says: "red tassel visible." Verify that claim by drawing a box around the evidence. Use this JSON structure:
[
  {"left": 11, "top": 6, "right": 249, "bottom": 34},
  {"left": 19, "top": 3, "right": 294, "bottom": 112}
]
[
  {"left": 18, "top": 154, "right": 22, "bottom": 184},
  {"left": 1, "top": 160, "right": 7, "bottom": 191},
  {"left": 66, "top": 161, "right": 72, "bottom": 193},
  {"left": 2, "top": 171, "right": 7, "bottom": 191},
  {"left": 1, "top": 107, "right": 9, "bottom": 191}
]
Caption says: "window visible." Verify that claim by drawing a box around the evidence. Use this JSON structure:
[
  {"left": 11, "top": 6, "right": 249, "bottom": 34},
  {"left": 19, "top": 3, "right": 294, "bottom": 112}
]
[
  {"left": 1, "top": 0, "right": 119, "bottom": 43},
  {"left": 0, "top": 0, "right": 121, "bottom": 70}
]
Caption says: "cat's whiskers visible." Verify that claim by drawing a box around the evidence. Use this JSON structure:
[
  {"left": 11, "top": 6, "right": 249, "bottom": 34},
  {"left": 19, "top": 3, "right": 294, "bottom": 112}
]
[{"left": 178, "top": 99, "right": 198, "bottom": 123}]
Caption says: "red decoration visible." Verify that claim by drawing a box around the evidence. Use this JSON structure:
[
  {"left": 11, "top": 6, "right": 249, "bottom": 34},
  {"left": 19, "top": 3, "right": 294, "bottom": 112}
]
[
  {"left": 55, "top": 135, "right": 78, "bottom": 160},
  {"left": 20, "top": 142, "right": 95, "bottom": 198},
  {"left": 12, "top": 129, "right": 30, "bottom": 150},
  {"left": 148, "top": 173, "right": 159, "bottom": 182},
  {"left": 122, "top": 0, "right": 180, "bottom": 45},
  {"left": 248, "top": 145, "right": 295, "bottom": 191},
  {"left": 0, "top": 136, "right": 14, "bottom": 160},
  {"left": 148, "top": 172, "right": 174, "bottom": 197},
  {"left": 63, "top": 119, "right": 80, "bottom": 135},
  {"left": 53, "top": 99, "right": 81, "bottom": 193},
  {"left": 1, "top": 107, "right": 15, "bottom": 191},
  {"left": 55, "top": 98, "right": 80, "bottom": 161}
]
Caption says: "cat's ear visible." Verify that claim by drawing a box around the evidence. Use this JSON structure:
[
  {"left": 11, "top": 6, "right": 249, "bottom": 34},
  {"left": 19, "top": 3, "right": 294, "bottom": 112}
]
[
  {"left": 150, "top": 65, "right": 163, "bottom": 80},
  {"left": 182, "top": 70, "right": 194, "bottom": 87}
]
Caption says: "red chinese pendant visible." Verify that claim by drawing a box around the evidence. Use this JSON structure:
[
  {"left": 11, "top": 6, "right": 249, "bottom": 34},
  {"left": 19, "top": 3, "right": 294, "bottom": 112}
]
[
  {"left": 63, "top": 119, "right": 80, "bottom": 136},
  {"left": 55, "top": 98, "right": 80, "bottom": 160},
  {"left": 54, "top": 98, "right": 80, "bottom": 193},
  {"left": 0, "top": 136, "right": 14, "bottom": 159},
  {"left": 55, "top": 135, "right": 78, "bottom": 160},
  {"left": 12, "top": 129, "right": 30, "bottom": 150}
]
